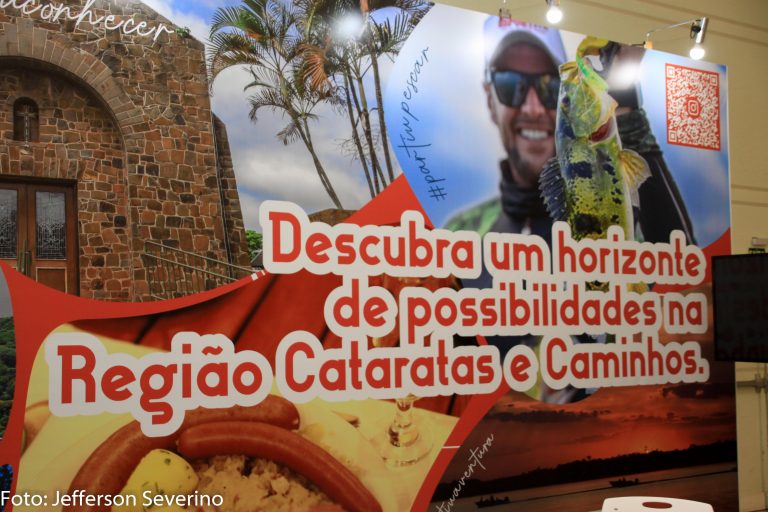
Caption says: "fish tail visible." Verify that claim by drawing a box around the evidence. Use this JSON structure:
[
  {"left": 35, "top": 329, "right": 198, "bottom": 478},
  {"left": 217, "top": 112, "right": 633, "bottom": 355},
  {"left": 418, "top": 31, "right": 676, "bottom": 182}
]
[{"left": 620, "top": 149, "right": 651, "bottom": 208}]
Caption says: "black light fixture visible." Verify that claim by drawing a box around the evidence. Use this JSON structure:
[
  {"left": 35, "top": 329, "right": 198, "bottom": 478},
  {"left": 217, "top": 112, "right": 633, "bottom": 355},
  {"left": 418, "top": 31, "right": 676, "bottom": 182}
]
[
  {"left": 644, "top": 17, "right": 709, "bottom": 60},
  {"left": 689, "top": 17, "right": 708, "bottom": 60},
  {"left": 499, "top": 0, "right": 512, "bottom": 26}
]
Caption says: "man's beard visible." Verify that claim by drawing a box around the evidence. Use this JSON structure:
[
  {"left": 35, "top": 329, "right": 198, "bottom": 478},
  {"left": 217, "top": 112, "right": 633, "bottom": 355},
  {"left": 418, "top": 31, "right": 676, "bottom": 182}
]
[{"left": 508, "top": 147, "right": 541, "bottom": 189}]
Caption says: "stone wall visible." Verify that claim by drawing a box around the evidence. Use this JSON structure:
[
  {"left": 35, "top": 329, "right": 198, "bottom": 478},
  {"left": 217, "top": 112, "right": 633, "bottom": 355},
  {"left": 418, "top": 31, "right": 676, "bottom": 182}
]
[
  {"left": 0, "top": 0, "right": 250, "bottom": 300},
  {"left": 0, "top": 64, "right": 130, "bottom": 300},
  {"left": 213, "top": 115, "right": 251, "bottom": 268}
]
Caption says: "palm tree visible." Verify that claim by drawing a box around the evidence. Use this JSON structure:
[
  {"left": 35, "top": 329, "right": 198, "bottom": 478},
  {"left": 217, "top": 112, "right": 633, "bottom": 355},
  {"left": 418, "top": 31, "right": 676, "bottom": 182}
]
[
  {"left": 299, "top": 0, "right": 430, "bottom": 189},
  {"left": 302, "top": 31, "right": 381, "bottom": 196},
  {"left": 364, "top": 5, "right": 427, "bottom": 181},
  {"left": 300, "top": 1, "right": 387, "bottom": 196},
  {"left": 367, "top": 11, "right": 423, "bottom": 182},
  {"left": 209, "top": 0, "right": 344, "bottom": 209}
]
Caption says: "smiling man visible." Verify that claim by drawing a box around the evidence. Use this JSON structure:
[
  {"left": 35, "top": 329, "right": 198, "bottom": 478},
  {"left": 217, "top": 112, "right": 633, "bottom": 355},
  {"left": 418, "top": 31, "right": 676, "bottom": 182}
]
[
  {"left": 445, "top": 21, "right": 565, "bottom": 253},
  {"left": 442, "top": 21, "right": 575, "bottom": 403}
]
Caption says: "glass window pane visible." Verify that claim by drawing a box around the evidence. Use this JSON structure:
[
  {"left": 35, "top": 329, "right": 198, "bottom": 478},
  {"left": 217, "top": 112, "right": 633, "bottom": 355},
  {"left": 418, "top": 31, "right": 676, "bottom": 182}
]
[
  {"left": 36, "top": 191, "right": 66, "bottom": 260},
  {"left": 0, "top": 190, "right": 17, "bottom": 259}
]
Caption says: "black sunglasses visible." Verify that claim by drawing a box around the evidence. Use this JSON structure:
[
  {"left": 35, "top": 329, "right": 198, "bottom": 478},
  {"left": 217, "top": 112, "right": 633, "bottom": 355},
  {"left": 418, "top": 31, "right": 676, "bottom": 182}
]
[{"left": 490, "top": 70, "right": 560, "bottom": 110}]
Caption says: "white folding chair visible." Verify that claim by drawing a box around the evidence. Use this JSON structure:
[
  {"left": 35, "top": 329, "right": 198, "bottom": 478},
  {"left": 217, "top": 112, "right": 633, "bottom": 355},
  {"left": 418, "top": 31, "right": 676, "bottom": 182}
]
[{"left": 602, "top": 496, "right": 714, "bottom": 512}]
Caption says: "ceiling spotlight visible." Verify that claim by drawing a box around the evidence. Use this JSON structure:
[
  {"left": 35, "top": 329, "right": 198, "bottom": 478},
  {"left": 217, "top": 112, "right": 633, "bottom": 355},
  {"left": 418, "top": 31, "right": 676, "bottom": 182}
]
[
  {"left": 689, "top": 42, "right": 705, "bottom": 60},
  {"left": 689, "top": 17, "right": 708, "bottom": 60},
  {"left": 643, "top": 16, "right": 710, "bottom": 61},
  {"left": 545, "top": 0, "right": 563, "bottom": 24}
]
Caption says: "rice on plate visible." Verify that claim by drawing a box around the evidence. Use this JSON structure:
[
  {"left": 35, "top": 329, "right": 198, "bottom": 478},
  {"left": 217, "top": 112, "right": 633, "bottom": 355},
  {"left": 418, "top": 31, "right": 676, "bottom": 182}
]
[{"left": 194, "top": 454, "right": 335, "bottom": 511}]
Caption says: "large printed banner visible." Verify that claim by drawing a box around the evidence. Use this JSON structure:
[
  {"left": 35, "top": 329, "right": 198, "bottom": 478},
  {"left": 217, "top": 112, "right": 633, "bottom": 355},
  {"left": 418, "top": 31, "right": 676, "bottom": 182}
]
[{"left": 0, "top": 3, "right": 733, "bottom": 512}]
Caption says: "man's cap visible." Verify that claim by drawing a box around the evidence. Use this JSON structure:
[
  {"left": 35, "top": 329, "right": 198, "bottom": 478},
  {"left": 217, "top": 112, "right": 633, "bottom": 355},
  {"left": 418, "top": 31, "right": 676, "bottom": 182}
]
[{"left": 484, "top": 17, "right": 566, "bottom": 73}]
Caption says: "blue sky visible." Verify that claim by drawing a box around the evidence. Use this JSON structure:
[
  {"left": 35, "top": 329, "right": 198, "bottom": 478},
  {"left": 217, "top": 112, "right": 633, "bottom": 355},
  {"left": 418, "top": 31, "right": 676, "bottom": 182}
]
[
  {"left": 142, "top": 0, "right": 377, "bottom": 230},
  {"left": 142, "top": 1, "right": 730, "bottom": 248}
]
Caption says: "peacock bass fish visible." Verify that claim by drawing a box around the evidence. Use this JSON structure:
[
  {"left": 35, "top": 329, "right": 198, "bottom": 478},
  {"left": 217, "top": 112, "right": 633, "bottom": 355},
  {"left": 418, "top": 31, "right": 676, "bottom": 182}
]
[{"left": 540, "top": 36, "right": 650, "bottom": 242}]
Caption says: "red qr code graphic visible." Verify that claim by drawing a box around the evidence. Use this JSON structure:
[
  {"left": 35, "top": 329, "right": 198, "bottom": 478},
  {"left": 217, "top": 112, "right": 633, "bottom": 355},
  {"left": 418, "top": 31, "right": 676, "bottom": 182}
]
[{"left": 665, "top": 64, "right": 720, "bottom": 150}]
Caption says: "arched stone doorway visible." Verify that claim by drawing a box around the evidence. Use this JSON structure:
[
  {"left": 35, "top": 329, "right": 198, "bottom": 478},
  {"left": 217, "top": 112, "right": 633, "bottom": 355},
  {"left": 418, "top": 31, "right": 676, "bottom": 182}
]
[
  {"left": 0, "top": 55, "right": 131, "bottom": 298},
  {"left": 0, "top": 8, "right": 251, "bottom": 301}
]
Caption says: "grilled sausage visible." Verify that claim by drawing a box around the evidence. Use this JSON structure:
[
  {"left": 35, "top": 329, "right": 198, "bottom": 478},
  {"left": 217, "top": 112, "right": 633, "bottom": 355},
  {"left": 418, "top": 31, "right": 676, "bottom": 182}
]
[
  {"left": 183, "top": 397, "right": 299, "bottom": 431},
  {"left": 65, "top": 422, "right": 176, "bottom": 512},
  {"left": 65, "top": 396, "right": 299, "bottom": 512}
]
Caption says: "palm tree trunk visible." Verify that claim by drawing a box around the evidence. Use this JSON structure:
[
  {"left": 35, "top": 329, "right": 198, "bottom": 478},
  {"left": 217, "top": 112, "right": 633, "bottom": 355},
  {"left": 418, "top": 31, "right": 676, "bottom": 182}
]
[
  {"left": 354, "top": 73, "right": 387, "bottom": 193},
  {"left": 346, "top": 72, "right": 379, "bottom": 194},
  {"left": 296, "top": 116, "right": 344, "bottom": 209},
  {"left": 343, "top": 70, "right": 375, "bottom": 198},
  {"left": 369, "top": 41, "right": 395, "bottom": 182}
]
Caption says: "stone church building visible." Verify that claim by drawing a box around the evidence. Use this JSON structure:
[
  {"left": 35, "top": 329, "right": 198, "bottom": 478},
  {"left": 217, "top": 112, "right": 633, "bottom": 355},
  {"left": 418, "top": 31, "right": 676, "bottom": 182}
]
[{"left": 0, "top": 0, "right": 250, "bottom": 300}]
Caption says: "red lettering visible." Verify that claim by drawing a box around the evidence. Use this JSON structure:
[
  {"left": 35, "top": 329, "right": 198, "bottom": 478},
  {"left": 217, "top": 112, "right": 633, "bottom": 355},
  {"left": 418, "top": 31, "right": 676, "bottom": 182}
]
[
  {"left": 233, "top": 362, "right": 263, "bottom": 394},
  {"left": 436, "top": 339, "right": 449, "bottom": 385},
  {"left": 58, "top": 345, "right": 96, "bottom": 404},
  {"left": 624, "top": 299, "right": 640, "bottom": 325},
  {"left": 684, "top": 349, "right": 698, "bottom": 375},
  {"left": 546, "top": 337, "right": 568, "bottom": 380},
  {"left": 409, "top": 219, "right": 432, "bottom": 267},
  {"left": 639, "top": 250, "right": 655, "bottom": 274},
  {"left": 349, "top": 341, "right": 363, "bottom": 389},
  {"left": 508, "top": 352, "right": 532, "bottom": 383},
  {"left": 434, "top": 238, "right": 450, "bottom": 268},
  {"left": 140, "top": 364, "right": 176, "bottom": 425},
  {"left": 477, "top": 355, "right": 495, "bottom": 384},
  {"left": 197, "top": 363, "right": 228, "bottom": 396},
  {"left": 572, "top": 352, "right": 590, "bottom": 379},
  {"left": 685, "top": 252, "right": 701, "bottom": 278},
  {"left": 510, "top": 286, "right": 530, "bottom": 324},
  {"left": 269, "top": 211, "right": 301, "bottom": 263},
  {"left": 363, "top": 295, "right": 388, "bottom": 328},
  {"left": 643, "top": 300, "right": 657, "bottom": 325},
  {"left": 336, "top": 233, "right": 355, "bottom": 265},
  {"left": 101, "top": 365, "right": 134, "bottom": 402},
  {"left": 646, "top": 336, "right": 664, "bottom": 375},
  {"left": 365, "top": 357, "right": 391, "bottom": 388},
  {"left": 461, "top": 299, "right": 478, "bottom": 327},
  {"left": 557, "top": 229, "right": 576, "bottom": 272},
  {"left": 666, "top": 350, "right": 682, "bottom": 374},
  {"left": 393, "top": 357, "right": 408, "bottom": 388},
  {"left": 406, "top": 296, "right": 431, "bottom": 343},
  {"left": 411, "top": 357, "right": 434, "bottom": 386},
  {"left": 451, "top": 356, "right": 474, "bottom": 385},
  {"left": 480, "top": 297, "right": 498, "bottom": 326},
  {"left": 435, "top": 297, "right": 457, "bottom": 327},
  {"left": 622, "top": 249, "right": 637, "bottom": 275},
  {"left": 306, "top": 232, "right": 331, "bottom": 264},
  {"left": 579, "top": 247, "right": 597, "bottom": 272},
  {"left": 452, "top": 240, "right": 475, "bottom": 270},
  {"left": 333, "top": 279, "right": 361, "bottom": 328},
  {"left": 360, "top": 235, "right": 379, "bottom": 265},
  {"left": 319, "top": 359, "right": 347, "bottom": 391},
  {"left": 285, "top": 342, "right": 315, "bottom": 393}
]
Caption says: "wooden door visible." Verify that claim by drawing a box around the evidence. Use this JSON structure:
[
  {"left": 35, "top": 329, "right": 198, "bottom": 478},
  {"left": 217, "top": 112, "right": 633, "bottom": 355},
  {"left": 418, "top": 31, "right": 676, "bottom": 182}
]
[{"left": 0, "top": 182, "right": 78, "bottom": 295}]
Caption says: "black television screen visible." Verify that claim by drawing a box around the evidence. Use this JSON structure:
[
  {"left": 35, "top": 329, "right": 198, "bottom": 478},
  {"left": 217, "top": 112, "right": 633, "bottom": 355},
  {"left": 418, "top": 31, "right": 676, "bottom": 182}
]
[{"left": 713, "top": 253, "right": 768, "bottom": 362}]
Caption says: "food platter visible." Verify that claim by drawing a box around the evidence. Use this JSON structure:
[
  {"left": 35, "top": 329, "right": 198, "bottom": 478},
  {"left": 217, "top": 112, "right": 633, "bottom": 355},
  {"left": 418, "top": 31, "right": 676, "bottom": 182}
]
[
  {"left": 17, "top": 330, "right": 398, "bottom": 512},
  {"left": 18, "top": 399, "right": 398, "bottom": 511}
]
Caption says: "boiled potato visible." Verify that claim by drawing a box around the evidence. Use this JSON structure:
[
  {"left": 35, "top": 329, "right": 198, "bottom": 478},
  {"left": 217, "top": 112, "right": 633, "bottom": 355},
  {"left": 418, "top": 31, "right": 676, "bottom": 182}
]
[{"left": 114, "top": 449, "right": 198, "bottom": 512}]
